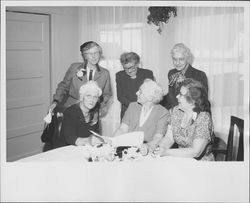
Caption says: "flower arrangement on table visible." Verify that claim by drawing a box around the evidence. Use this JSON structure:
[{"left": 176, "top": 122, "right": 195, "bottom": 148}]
[
  {"left": 80, "top": 132, "right": 160, "bottom": 162},
  {"left": 82, "top": 144, "right": 160, "bottom": 162}
]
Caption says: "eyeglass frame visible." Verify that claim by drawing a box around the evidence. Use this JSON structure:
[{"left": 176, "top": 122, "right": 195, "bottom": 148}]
[
  {"left": 123, "top": 64, "right": 138, "bottom": 72},
  {"left": 83, "top": 51, "right": 100, "bottom": 57}
]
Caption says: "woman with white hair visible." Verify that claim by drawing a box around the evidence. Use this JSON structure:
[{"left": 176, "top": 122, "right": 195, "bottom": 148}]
[
  {"left": 161, "top": 43, "right": 208, "bottom": 110},
  {"left": 58, "top": 81, "right": 104, "bottom": 146},
  {"left": 112, "top": 79, "right": 171, "bottom": 152}
]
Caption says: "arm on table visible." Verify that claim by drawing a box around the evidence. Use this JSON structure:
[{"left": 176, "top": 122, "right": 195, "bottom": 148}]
[{"left": 160, "top": 138, "right": 208, "bottom": 158}]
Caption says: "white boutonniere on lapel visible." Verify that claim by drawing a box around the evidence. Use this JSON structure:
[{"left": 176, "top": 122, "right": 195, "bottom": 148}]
[{"left": 76, "top": 68, "right": 86, "bottom": 81}]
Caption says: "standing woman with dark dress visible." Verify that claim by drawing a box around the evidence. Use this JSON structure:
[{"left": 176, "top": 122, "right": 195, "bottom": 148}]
[
  {"left": 116, "top": 52, "right": 154, "bottom": 120},
  {"left": 162, "top": 43, "right": 208, "bottom": 110}
]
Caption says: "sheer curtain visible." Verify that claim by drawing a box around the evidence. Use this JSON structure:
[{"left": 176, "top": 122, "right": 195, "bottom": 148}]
[
  {"left": 169, "top": 7, "right": 246, "bottom": 144},
  {"left": 78, "top": 7, "right": 248, "bottom": 146},
  {"left": 78, "top": 7, "right": 162, "bottom": 136}
]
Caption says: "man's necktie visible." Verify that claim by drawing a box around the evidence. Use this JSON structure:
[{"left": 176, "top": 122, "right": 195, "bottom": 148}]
[{"left": 89, "top": 69, "right": 93, "bottom": 81}]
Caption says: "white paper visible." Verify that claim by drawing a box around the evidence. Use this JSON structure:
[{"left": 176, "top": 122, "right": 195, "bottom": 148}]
[{"left": 110, "top": 131, "right": 144, "bottom": 147}]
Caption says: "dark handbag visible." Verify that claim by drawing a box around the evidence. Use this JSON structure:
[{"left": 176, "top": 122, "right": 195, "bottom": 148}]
[{"left": 41, "top": 115, "right": 55, "bottom": 143}]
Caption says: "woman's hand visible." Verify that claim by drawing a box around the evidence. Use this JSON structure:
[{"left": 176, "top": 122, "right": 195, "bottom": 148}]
[
  {"left": 140, "top": 144, "right": 149, "bottom": 156},
  {"left": 48, "top": 102, "right": 57, "bottom": 112},
  {"left": 90, "top": 136, "right": 104, "bottom": 146},
  {"left": 75, "top": 137, "right": 90, "bottom": 146},
  {"left": 147, "top": 139, "right": 161, "bottom": 152},
  {"left": 156, "top": 147, "right": 166, "bottom": 156}
]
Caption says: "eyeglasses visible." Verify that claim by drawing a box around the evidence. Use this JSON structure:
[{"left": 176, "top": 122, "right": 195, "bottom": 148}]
[
  {"left": 84, "top": 51, "right": 100, "bottom": 57},
  {"left": 178, "top": 92, "right": 186, "bottom": 97},
  {"left": 85, "top": 94, "right": 99, "bottom": 101},
  {"left": 124, "top": 65, "right": 137, "bottom": 72}
]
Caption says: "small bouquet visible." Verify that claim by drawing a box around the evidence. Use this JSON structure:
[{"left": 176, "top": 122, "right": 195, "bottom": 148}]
[{"left": 87, "top": 144, "right": 116, "bottom": 162}]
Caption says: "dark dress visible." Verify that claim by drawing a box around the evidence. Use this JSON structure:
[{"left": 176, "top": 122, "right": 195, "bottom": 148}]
[
  {"left": 161, "top": 64, "right": 208, "bottom": 110},
  {"left": 46, "top": 63, "right": 111, "bottom": 150},
  {"left": 55, "top": 103, "right": 99, "bottom": 147},
  {"left": 116, "top": 68, "right": 154, "bottom": 120}
]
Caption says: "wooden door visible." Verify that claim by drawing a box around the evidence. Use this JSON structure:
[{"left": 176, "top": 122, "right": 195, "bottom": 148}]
[{"left": 6, "top": 11, "right": 50, "bottom": 161}]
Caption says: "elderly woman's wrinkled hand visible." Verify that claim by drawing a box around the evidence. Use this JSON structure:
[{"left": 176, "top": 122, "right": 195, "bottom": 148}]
[
  {"left": 90, "top": 135, "right": 112, "bottom": 146},
  {"left": 91, "top": 136, "right": 104, "bottom": 146},
  {"left": 140, "top": 144, "right": 149, "bottom": 156},
  {"left": 155, "top": 147, "right": 166, "bottom": 156},
  {"left": 103, "top": 137, "right": 112, "bottom": 145},
  {"left": 147, "top": 140, "right": 160, "bottom": 152},
  {"left": 75, "top": 137, "right": 90, "bottom": 146}
]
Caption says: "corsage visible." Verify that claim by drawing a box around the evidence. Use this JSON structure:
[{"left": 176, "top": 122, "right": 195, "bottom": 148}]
[{"left": 76, "top": 68, "right": 86, "bottom": 81}]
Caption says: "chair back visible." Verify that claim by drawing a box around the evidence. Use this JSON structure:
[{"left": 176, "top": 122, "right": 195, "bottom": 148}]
[
  {"left": 226, "top": 116, "right": 244, "bottom": 161},
  {"left": 51, "top": 105, "right": 66, "bottom": 149}
]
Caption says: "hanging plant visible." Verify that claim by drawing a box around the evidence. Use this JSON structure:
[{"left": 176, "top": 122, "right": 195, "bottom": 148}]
[{"left": 147, "top": 7, "right": 177, "bottom": 34}]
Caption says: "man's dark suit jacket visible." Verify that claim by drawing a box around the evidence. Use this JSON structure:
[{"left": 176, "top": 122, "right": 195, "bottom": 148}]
[{"left": 116, "top": 68, "right": 154, "bottom": 120}]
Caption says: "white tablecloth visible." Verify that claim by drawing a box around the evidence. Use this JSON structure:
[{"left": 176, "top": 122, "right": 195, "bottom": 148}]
[
  {"left": 17, "top": 145, "right": 197, "bottom": 163},
  {"left": 6, "top": 146, "right": 248, "bottom": 202}
]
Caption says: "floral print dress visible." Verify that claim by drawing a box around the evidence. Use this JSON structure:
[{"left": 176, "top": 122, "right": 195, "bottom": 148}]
[{"left": 171, "top": 107, "right": 215, "bottom": 161}]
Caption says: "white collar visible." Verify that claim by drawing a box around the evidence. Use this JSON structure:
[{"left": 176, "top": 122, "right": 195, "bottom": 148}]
[
  {"left": 139, "top": 105, "right": 154, "bottom": 127},
  {"left": 86, "top": 67, "right": 96, "bottom": 80}
]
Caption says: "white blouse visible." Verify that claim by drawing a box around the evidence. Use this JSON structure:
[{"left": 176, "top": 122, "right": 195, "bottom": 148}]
[{"left": 139, "top": 106, "right": 153, "bottom": 127}]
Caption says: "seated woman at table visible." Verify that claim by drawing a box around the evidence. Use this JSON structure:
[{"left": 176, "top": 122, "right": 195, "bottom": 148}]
[
  {"left": 57, "top": 81, "right": 105, "bottom": 147},
  {"left": 112, "top": 79, "right": 171, "bottom": 152},
  {"left": 158, "top": 78, "right": 214, "bottom": 161}
]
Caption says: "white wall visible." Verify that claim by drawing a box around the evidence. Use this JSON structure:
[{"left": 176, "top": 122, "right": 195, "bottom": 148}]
[
  {"left": 7, "top": 7, "right": 80, "bottom": 101},
  {"left": 49, "top": 7, "right": 80, "bottom": 100}
]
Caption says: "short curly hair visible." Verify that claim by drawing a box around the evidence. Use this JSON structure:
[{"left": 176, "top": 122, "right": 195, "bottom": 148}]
[
  {"left": 180, "top": 78, "right": 211, "bottom": 114},
  {"left": 120, "top": 52, "right": 140, "bottom": 65},
  {"left": 140, "top": 79, "right": 164, "bottom": 104},
  {"left": 171, "top": 43, "right": 194, "bottom": 65},
  {"left": 79, "top": 81, "right": 102, "bottom": 102}
]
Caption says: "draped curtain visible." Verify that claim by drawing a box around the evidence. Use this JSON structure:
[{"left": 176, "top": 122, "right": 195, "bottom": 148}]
[{"left": 78, "top": 6, "right": 247, "bottom": 144}]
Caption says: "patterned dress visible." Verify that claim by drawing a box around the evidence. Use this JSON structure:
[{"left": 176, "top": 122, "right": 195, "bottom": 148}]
[{"left": 171, "top": 107, "right": 215, "bottom": 161}]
